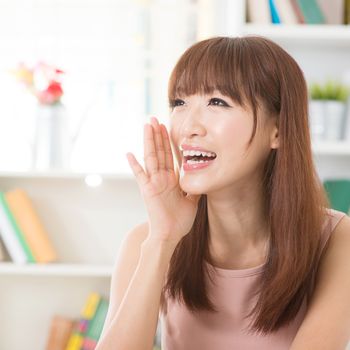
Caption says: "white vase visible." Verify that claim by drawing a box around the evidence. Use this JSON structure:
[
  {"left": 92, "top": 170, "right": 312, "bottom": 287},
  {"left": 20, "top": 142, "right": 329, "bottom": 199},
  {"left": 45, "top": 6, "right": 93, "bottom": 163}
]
[
  {"left": 32, "top": 103, "right": 71, "bottom": 171},
  {"left": 324, "top": 100, "right": 346, "bottom": 141},
  {"left": 309, "top": 100, "right": 326, "bottom": 141}
]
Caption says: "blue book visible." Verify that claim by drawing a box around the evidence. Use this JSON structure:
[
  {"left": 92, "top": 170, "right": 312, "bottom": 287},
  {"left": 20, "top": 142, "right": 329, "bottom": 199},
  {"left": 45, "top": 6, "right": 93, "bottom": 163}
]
[{"left": 269, "top": 0, "right": 281, "bottom": 24}]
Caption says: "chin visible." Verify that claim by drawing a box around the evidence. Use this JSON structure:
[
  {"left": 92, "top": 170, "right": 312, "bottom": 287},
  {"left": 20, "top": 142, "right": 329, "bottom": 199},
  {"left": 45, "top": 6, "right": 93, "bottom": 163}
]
[{"left": 179, "top": 177, "right": 207, "bottom": 195}]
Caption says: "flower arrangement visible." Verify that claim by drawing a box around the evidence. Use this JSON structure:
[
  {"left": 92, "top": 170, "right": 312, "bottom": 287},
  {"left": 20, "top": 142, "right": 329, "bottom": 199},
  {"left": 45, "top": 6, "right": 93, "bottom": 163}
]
[{"left": 11, "top": 62, "right": 64, "bottom": 105}]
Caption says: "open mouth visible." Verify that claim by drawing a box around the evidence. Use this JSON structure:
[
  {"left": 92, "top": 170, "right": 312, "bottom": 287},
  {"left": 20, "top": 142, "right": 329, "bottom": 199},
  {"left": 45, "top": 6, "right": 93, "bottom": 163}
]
[{"left": 183, "top": 151, "right": 217, "bottom": 164}]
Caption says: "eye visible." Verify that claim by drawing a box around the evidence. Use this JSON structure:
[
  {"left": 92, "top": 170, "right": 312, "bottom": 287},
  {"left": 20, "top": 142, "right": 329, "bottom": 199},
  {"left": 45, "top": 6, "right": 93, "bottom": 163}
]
[
  {"left": 169, "top": 99, "right": 185, "bottom": 108},
  {"left": 208, "top": 98, "right": 229, "bottom": 107}
]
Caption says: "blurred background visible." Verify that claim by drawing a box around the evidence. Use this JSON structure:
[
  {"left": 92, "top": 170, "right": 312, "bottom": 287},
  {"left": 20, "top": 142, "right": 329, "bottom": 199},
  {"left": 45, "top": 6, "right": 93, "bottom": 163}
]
[{"left": 0, "top": 0, "right": 350, "bottom": 349}]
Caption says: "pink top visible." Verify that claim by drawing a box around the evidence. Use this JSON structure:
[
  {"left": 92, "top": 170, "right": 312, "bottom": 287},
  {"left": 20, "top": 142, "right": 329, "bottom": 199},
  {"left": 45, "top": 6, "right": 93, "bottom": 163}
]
[{"left": 160, "top": 208, "right": 347, "bottom": 350}]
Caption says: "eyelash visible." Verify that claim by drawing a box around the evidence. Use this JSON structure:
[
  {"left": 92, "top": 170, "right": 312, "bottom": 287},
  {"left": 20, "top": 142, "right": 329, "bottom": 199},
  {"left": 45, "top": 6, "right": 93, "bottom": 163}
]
[{"left": 169, "top": 98, "right": 230, "bottom": 108}]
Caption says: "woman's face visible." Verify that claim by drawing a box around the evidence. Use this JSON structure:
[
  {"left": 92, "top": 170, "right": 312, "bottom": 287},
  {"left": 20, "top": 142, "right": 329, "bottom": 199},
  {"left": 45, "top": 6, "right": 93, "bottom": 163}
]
[{"left": 169, "top": 89, "right": 278, "bottom": 195}]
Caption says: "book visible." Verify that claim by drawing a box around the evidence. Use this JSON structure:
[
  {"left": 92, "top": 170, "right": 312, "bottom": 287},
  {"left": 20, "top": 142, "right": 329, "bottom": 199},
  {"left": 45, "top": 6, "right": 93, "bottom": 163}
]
[
  {"left": 46, "top": 315, "right": 75, "bottom": 350},
  {"left": 0, "top": 236, "right": 9, "bottom": 261},
  {"left": 5, "top": 188, "right": 57, "bottom": 263},
  {"left": 0, "top": 192, "right": 27, "bottom": 263},
  {"left": 269, "top": 0, "right": 281, "bottom": 24},
  {"left": 81, "top": 298, "right": 109, "bottom": 350},
  {"left": 274, "top": 0, "right": 299, "bottom": 24},
  {"left": 290, "top": 0, "right": 306, "bottom": 23},
  {"left": 65, "top": 293, "right": 102, "bottom": 350},
  {"left": 323, "top": 179, "right": 350, "bottom": 215},
  {"left": 317, "top": 0, "right": 344, "bottom": 24},
  {"left": 345, "top": 0, "right": 350, "bottom": 24},
  {"left": 246, "top": 0, "right": 271, "bottom": 24},
  {"left": 296, "top": 0, "right": 326, "bottom": 24},
  {"left": 0, "top": 191, "right": 35, "bottom": 263}
]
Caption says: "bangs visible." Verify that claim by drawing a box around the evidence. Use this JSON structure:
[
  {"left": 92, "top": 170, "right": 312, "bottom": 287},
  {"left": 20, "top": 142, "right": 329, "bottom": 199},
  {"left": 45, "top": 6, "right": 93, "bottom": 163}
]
[{"left": 168, "top": 37, "right": 251, "bottom": 109}]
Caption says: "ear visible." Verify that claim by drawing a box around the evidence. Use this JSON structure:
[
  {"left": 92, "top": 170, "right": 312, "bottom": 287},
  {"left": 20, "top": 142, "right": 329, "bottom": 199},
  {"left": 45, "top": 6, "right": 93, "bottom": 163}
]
[{"left": 270, "top": 124, "right": 279, "bottom": 149}]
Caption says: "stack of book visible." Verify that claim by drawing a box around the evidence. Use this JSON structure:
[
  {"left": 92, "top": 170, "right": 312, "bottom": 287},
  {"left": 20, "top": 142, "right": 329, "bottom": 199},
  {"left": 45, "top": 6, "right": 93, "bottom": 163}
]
[
  {"left": 0, "top": 188, "right": 57, "bottom": 264},
  {"left": 45, "top": 292, "right": 109, "bottom": 350},
  {"left": 247, "top": 0, "right": 350, "bottom": 25},
  {"left": 45, "top": 292, "right": 163, "bottom": 350}
]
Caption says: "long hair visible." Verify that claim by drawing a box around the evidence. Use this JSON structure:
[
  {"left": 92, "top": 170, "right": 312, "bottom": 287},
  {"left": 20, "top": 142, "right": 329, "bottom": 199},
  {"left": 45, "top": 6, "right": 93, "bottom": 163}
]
[{"left": 160, "top": 36, "right": 330, "bottom": 335}]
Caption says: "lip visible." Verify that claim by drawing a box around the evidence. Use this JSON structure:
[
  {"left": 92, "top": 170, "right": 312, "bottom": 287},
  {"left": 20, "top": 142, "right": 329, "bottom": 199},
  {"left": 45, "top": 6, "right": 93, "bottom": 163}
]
[
  {"left": 183, "top": 158, "right": 216, "bottom": 171},
  {"left": 180, "top": 144, "right": 215, "bottom": 153}
]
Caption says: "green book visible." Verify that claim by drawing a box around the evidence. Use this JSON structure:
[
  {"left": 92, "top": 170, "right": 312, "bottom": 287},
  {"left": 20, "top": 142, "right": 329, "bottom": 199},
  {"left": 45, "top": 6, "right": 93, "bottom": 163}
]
[
  {"left": 81, "top": 298, "right": 109, "bottom": 349},
  {"left": 296, "top": 0, "right": 326, "bottom": 24},
  {"left": 323, "top": 179, "right": 350, "bottom": 214},
  {"left": 0, "top": 192, "right": 35, "bottom": 262}
]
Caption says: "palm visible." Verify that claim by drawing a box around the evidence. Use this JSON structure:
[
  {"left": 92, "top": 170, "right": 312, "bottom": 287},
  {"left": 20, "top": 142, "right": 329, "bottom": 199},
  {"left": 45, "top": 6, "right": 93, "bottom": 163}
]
[{"left": 126, "top": 117, "right": 200, "bottom": 243}]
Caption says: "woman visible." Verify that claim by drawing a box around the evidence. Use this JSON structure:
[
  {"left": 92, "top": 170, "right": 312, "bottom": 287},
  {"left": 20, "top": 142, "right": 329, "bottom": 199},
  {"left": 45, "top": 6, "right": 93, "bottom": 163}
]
[{"left": 96, "top": 36, "right": 350, "bottom": 349}]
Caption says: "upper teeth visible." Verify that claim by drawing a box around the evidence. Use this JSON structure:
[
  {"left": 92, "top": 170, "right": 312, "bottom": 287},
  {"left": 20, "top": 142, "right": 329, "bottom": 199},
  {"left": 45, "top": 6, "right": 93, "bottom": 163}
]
[{"left": 183, "top": 150, "right": 216, "bottom": 157}]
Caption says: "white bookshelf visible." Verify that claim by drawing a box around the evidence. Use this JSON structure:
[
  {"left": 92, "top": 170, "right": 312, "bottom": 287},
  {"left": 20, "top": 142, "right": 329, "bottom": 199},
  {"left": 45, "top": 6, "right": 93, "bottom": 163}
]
[
  {"left": 0, "top": 262, "right": 113, "bottom": 277},
  {"left": 241, "top": 24, "right": 350, "bottom": 46},
  {"left": 0, "top": 171, "right": 147, "bottom": 350},
  {"left": 312, "top": 141, "right": 350, "bottom": 156}
]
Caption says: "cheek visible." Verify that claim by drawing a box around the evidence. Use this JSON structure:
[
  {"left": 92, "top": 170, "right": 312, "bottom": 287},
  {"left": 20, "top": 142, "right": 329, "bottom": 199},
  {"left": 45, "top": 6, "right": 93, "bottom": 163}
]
[
  {"left": 216, "top": 119, "right": 253, "bottom": 152},
  {"left": 169, "top": 127, "right": 182, "bottom": 167}
]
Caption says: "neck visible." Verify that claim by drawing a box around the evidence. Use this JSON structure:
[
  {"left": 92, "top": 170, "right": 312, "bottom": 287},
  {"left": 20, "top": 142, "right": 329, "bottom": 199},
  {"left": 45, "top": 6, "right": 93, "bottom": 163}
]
[{"left": 206, "top": 181, "right": 270, "bottom": 269}]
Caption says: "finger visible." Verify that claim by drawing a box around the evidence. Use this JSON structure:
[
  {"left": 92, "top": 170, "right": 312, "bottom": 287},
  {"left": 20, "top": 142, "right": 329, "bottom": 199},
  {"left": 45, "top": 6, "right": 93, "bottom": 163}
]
[
  {"left": 160, "top": 123, "right": 175, "bottom": 172},
  {"left": 144, "top": 123, "right": 158, "bottom": 176},
  {"left": 126, "top": 152, "right": 149, "bottom": 187},
  {"left": 150, "top": 117, "right": 165, "bottom": 170}
]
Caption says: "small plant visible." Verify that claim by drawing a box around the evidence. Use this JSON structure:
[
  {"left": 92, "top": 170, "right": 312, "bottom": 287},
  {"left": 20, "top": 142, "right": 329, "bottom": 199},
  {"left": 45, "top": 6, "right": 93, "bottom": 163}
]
[{"left": 309, "top": 80, "right": 349, "bottom": 102}]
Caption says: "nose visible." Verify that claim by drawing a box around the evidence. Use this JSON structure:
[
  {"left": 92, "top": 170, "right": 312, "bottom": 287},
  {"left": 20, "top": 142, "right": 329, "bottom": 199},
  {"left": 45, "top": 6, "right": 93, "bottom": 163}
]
[{"left": 180, "top": 104, "right": 207, "bottom": 139}]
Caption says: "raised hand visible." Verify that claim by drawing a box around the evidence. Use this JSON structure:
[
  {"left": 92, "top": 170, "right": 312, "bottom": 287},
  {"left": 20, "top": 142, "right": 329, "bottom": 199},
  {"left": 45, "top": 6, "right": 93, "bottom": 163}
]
[{"left": 126, "top": 117, "right": 200, "bottom": 245}]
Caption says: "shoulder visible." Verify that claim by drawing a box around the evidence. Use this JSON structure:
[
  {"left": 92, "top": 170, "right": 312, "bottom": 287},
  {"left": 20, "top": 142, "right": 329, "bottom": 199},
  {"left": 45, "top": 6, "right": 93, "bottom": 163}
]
[
  {"left": 320, "top": 211, "right": 350, "bottom": 275},
  {"left": 290, "top": 212, "right": 350, "bottom": 348},
  {"left": 122, "top": 221, "right": 149, "bottom": 250},
  {"left": 115, "top": 221, "right": 150, "bottom": 268}
]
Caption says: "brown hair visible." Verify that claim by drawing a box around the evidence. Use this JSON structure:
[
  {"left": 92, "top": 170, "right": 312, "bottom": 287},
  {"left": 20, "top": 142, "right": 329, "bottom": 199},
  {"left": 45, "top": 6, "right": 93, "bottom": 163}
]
[{"left": 161, "top": 36, "right": 330, "bottom": 335}]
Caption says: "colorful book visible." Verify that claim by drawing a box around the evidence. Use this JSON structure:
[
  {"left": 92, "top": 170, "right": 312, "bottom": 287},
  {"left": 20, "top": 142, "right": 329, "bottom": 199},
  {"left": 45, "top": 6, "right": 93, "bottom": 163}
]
[
  {"left": 290, "top": 0, "right": 306, "bottom": 23},
  {"left": 323, "top": 179, "right": 350, "bottom": 215},
  {"left": 296, "top": 0, "right": 326, "bottom": 24},
  {"left": 0, "top": 192, "right": 27, "bottom": 263},
  {"left": 246, "top": 0, "right": 271, "bottom": 24},
  {"left": 65, "top": 293, "right": 102, "bottom": 350},
  {"left": 274, "top": 0, "right": 299, "bottom": 24},
  {"left": 345, "top": 0, "right": 350, "bottom": 24},
  {"left": 45, "top": 315, "right": 75, "bottom": 350},
  {"left": 5, "top": 188, "right": 57, "bottom": 263},
  {"left": 0, "top": 237, "right": 8, "bottom": 261},
  {"left": 317, "top": 0, "right": 344, "bottom": 24},
  {"left": 81, "top": 298, "right": 109, "bottom": 350},
  {"left": 269, "top": 0, "right": 281, "bottom": 24},
  {"left": 0, "top": 192, "right": 35, "bottom": 262}
]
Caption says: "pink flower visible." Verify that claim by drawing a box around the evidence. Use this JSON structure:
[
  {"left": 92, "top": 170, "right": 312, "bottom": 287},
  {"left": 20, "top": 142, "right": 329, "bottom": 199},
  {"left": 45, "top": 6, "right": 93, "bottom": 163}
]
[
  {"left": 12, "top": 62, "right": 65, "bottom": 105},
  {"left": 37, "top": 81, "right": 63, "bottom": 105}
]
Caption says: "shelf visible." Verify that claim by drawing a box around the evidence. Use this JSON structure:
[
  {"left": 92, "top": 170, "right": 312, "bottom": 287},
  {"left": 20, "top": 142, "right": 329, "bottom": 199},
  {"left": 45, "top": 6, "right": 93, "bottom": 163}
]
[
  {"left": 312, "top": 141, "right": 350, "bottom": 155},
  {"left": 0, "top": 262, "right": 113, "bottom": 277},
  {"left": 241, "top": 24, "right": 350, "bottom": 46},
  {"left": 0, "top": 170, "right": 134, "bottom": 180}
]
